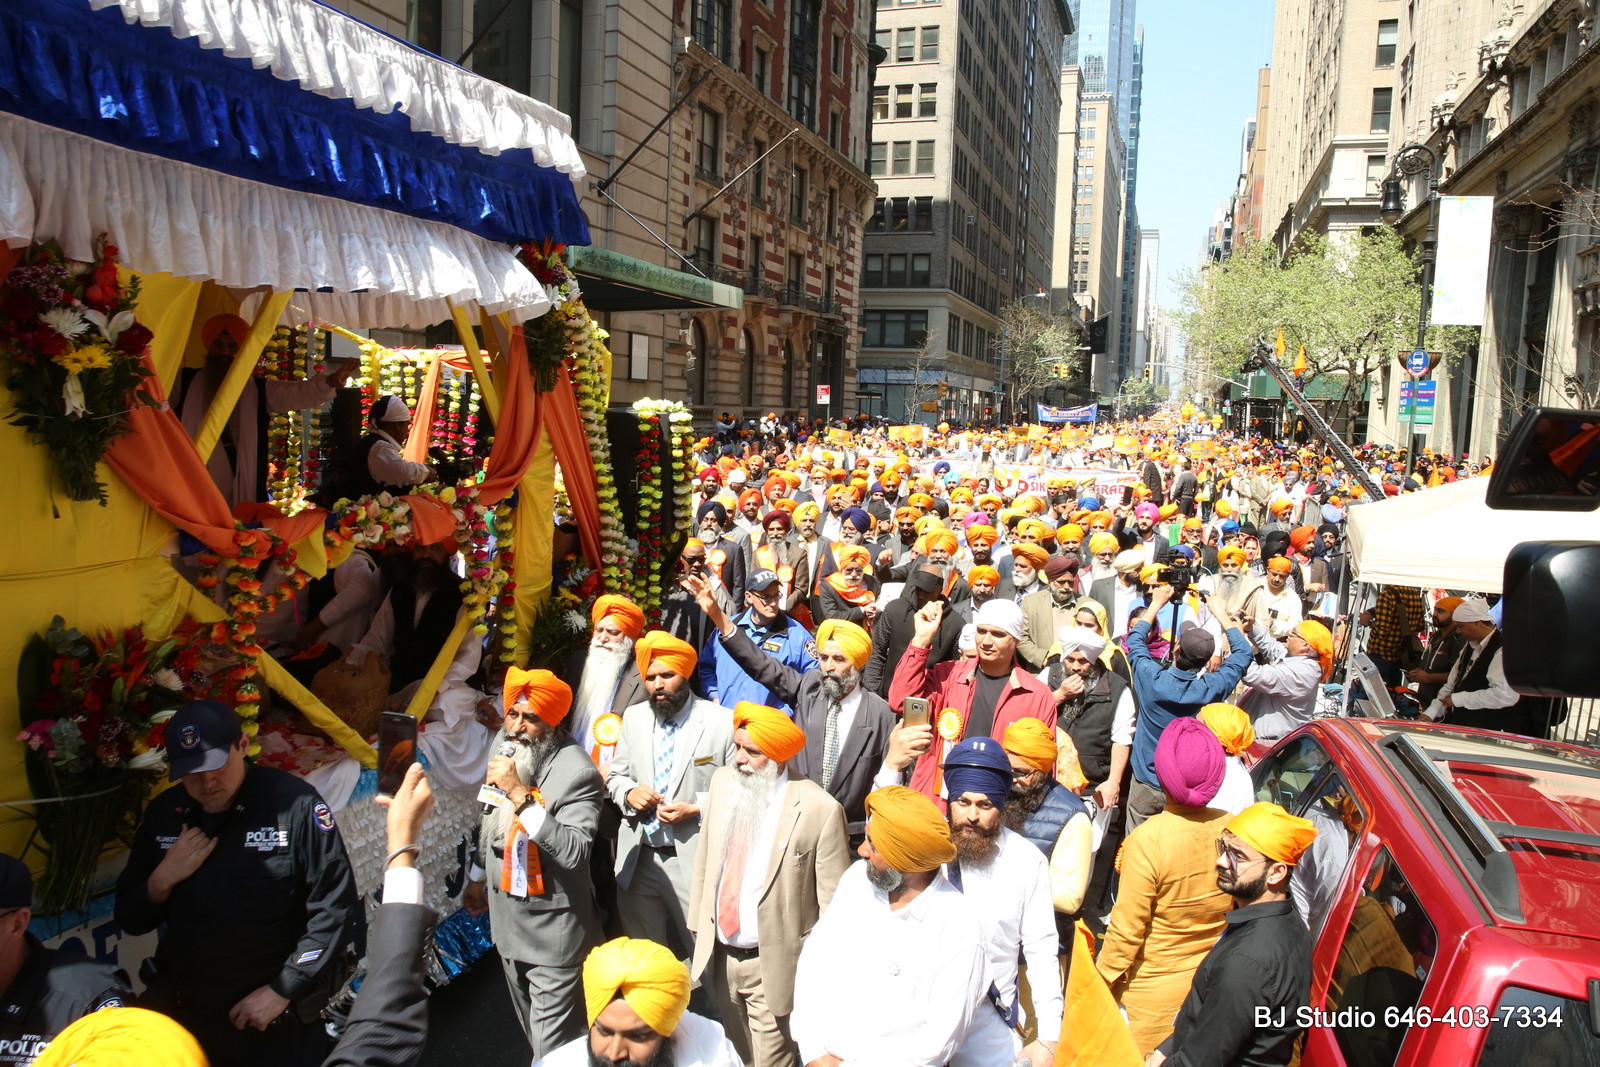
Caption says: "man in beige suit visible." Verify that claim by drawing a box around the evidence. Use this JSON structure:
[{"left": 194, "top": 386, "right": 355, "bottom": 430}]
[{"left": 688, "top": 702, "right": 850, "bottom": 1067}]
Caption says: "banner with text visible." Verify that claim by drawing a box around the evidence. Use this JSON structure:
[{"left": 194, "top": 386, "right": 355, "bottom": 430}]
[{"left": 1036, "top": 402, "right": 1100, "bottom": 423}]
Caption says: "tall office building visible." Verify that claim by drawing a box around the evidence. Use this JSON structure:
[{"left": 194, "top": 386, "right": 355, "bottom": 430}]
[
  {"left": 858, "top": 0, "right": 1072, "bottom": 425},
  {"left": 1116, "top": 27, "right": 1144, "bottom": 380}
]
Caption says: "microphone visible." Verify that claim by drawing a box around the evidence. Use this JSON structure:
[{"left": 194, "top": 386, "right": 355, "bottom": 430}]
[{"left": 481, "top": 740, "right": 519, "bottom": 816}]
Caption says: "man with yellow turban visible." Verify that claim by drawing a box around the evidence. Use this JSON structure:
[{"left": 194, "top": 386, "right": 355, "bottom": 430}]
[
  {"left": 792, "top": 787, "right": 1009, "bottom": 1065},
  {"left": 606, "top": 632, "right": 736, "bottom": 976},
  {"left": 1147, "top": 802, "right": 1317, "bottom": 1067},
  {"left": 1224, "top": 601, "right": 1329, "bottom": 742},
  {"left": 474, "top": 667, "right": 609, "bottom": 1060},
  {"left": 687, "top": 704, "right": 850, "bottom": 1066},
  {"left": 535, "top": 937, "right": 742, "bottom": 1066},
  {"left": 1197, "top": 703, "right": 1255, "bottom": 814},
  {"left": 685, "top": 575, "right": 898, "bottom": 843}
]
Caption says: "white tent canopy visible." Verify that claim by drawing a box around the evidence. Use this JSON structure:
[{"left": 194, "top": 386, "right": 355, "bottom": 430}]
[{"left": 1347, "top": 476, "right": 1600, "bottom": 593}]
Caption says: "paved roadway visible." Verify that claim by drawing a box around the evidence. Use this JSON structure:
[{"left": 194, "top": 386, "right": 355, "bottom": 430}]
[{"left": 422, "top": 950, "right": 531, "bottom": 1065}]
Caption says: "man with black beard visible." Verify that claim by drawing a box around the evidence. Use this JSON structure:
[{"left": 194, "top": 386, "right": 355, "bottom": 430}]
[
  {"left": 533, "top": 936, "right": 743, "bottom": 1066},
  {"left": 607, "top": 634, "right": 736, "bottom": 968},
  {"left": 1148, "top": 802, "right": 1318, "bottom": 1067},
  {"left": 468, "top": 668, "right": 605, "bottom": 1061},
  {"left": 687, "top": 703, "right": 849, "bottom": 1066},
  {"left": 686, "top": 575, "right": 898, "bottom": 844},
  {"left": 940, "top": 739, "right": 1060, "bottom": 1067}
]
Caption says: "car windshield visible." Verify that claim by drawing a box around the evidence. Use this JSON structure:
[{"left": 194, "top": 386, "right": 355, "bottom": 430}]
[{"left": 1398, "top": 727, "right": 1600, "bottom": 933}]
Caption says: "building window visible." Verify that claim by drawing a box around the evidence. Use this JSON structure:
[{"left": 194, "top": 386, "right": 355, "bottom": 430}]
[
  {"left": 691, "top": 216, "right": 717, "bottom": 271},
  {"left": 790, "top": 166, "right": 808, "bottom": 222},
  {"left": 556, "top": 0, "right": 583, "bottom": 125},
  {"left": 826, "top": 187, "right": 838, "bottom": 233},
  {"left": 407, "top": 0, "right": 443, "bottom": 55},
  {"left": 1078, "top": 145, "right": 1095, "bottom": 160},
  {"left": 1077, "top": 165, "right": 1094, "bottom": 182},
  {"left": 918, "top": 82, "right": 937, "bottom": 117},
  {"left": 832, "top": 30, "right": 845, "bottom": 76},
  {"left": 872, "top": 86, "right": 889, "bottom": 120},
  {"left": 869, "top": 142, "right": 887, "bottom": 176},
  {"left": 1370, "top": 88, "right": 1393, "bottom": 133},
  {"left": 1376, "top": 19, "right": 1398, "bottom": 67},
  {"left": 915, "top": 140, "right": 934, "bottom": 173},
  {"left": 892, "top": 141, "right": 911, "bottom": 174},
  {"left": 691, "top": 0, "right": 732, "bottom": 63},
  {"left": 828, "top": 109, "right": 841, "bottom": 150},
  {"left": 862, "top": 309, "right": 929, "bottom": 347},
  {"left": 787, "top": 251, "right": 804, "bottom": 291},
  {"left": 753, "top": 46, "right": 770, "bottom": 96},
  {"left": 868, "top": 197, "right": 887, "bottom": 230},
  {"left": 748, "top": 234, "right": 763, "bottom": 277},
  {"left": 787, "top": 0, "right": 820, "bottom": 127},
  {"left": 1079, "top": 107, "right": 1096, "bottom": 121},
  {"left": 895, "top": 84, "right": 915, "bottom": 118},
  {"left": 920, "top": 25, "right": 939, "bottom": 60},
  {"left": 896, "top": 27, "right": 916, "bottom": 62},
  {"left": 696, "top": 108, "right": 721, "bottom": 180},
  {"left": 863, "top": 253, "right": 883, "bottom": 285},
  {"left": 912, "top": 195, "right": 932, "bottom": 230},
  {"left": 741, "top": 329, "right": 758, "bottom": 404},
  {"left": 750, "top": 140, "right": 766, "bottom": 200},
  {"left": 689, "top": 319, "right": 709, "bottom": 403},
  {"left": 909, "top": 252, "right": 930, "bottom": 286},
  {"left": 1081, "top": 126, "right": 1095, "bottom": 140},
  {"left": 1074, "top": 222, "right": 1091, "bottom": 237},
  {"left": 1366, "top": 153, "right": 1387, "bottom": 193},
  {"left": 782, "top": 342, "right": 795, "bottom": 407}
]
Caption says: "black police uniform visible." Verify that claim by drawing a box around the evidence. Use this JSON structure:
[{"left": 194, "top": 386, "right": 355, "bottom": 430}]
[
  {"left": 0, "top": 935, "right": 127, "bottom": 1066},
  {"left": 114, "top": 763, "right": 361, "bottom": 1067}
]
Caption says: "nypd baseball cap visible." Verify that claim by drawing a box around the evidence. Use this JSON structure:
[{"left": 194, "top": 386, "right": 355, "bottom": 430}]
[
  {"left": 167, "top": 699, "right": 243, "bottom": 778},
  {"left": 747, "top": 569, "right": 780, "bottom": 591}
]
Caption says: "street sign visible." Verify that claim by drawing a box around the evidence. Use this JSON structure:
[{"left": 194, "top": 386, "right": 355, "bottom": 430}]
[
  {"left": 1404, "top": 348, "right": 1430, "bottom": 377},
  {"left": 816, "top": 384, "right": 831, "bottom": 405},
  {"left": 1398, "top": 379, "right": 1436, "bottom": 424}
]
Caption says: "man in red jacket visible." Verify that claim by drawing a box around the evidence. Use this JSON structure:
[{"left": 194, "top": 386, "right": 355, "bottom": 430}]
[{"left": 889, "top": 599, "right": 1057, "bottom": 801}]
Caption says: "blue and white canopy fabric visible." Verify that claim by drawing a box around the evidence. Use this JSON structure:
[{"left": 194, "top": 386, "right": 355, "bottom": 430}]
[{"left": 0, "top": 0, "right": 592, "bottom": 327}]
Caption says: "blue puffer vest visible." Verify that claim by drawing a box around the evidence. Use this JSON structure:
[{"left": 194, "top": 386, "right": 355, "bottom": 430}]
[{"left": 1018, "top": 779, "right": 1089, "bottom": 856}]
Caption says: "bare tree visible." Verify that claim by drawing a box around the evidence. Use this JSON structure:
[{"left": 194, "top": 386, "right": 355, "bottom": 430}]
[
  {"left": 902, "top": 336, "right": 939, "bottom": 424},
  {"left": 991, "top": 299, "right": 1085, "bottom": 418}
]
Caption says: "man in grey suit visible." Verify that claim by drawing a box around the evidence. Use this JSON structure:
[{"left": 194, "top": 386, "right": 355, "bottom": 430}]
[
  {"left": 685, "top": 575, "right": 903, "bottom": 843},
  {"left": 606, "top": 632, "right": 736, "bottom": 964},
  {"left": 467, "top": 668, "right": 604, "bottom": 1061}
]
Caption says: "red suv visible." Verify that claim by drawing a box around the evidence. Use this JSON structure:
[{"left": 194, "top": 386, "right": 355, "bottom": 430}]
[{"left": 1249, "top": 718, "right": 1600, "bottom": 1066}]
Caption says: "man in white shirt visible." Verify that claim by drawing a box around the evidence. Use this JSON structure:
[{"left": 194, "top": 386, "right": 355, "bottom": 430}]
[
  {"left": 363, "top": 395, "right": 435, "bottom": 490},
  {"left": 1422, "top": 598, "right": 1540, "bottom": 735},
  {"left": 687, "top": 703, "right": 851, "bottom": 1067},
  {"left": 941, "top": 739, "right": 1060, "bottom": 1067},
  {"left": 790, "top": 786, "right": 1006, "bottom": 1066},
  {"left": 1257, "top": 557, "right": 1304, "bottom": 639},
  {"left": 535, "top": 937, "right": 742, "bottom": 1067}
]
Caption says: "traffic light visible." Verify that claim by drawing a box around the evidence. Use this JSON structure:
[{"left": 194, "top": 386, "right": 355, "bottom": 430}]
[
  {"left": 1142, "top": 366, "right": 1152, "bottom": 381},
  {"left": 938, "top": 380, "right": 949, "bottom": 398}
]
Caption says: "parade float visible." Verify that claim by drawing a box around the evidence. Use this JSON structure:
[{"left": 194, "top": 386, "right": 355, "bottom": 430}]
[{"left": 0, "top": 0, "right": 694, "bottom": 989}]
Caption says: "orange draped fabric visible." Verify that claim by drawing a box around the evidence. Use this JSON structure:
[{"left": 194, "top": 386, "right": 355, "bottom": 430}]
[
  {"left": 472, "top": 328, "right": 540, "bottom": 506},
  {"left": 401, "top": 351, "right": 443, "bottom": 465},
  {"left": 231, "top": 502, "right": 325, "bottom": 549},
  {"left": 540, "top": 362, "right": 604, "bottom": 569}
]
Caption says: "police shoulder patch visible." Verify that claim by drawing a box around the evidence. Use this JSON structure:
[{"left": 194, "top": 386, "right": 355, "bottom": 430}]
[
  {"left": 804, "top": 641, "right": 819, "bottom": 660},
  {"left": 313, "top": 801, "right": 335, "bottom": 832},
  {"left": 94, "top": 995, "right": 125, "bottom": 1011}
]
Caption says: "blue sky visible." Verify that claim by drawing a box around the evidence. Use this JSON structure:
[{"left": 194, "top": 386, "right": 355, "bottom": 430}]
[{"left": 1133, "top": 0, "right": 1275, "bottom": 340}]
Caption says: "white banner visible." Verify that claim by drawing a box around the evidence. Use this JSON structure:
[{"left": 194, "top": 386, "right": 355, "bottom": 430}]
[{"left": 1432, "top": 195, "right": 1494, "bottom": 326}]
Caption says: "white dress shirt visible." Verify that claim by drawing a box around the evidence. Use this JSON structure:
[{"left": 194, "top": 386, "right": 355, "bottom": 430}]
[
  {"left": 946, "top": 829, "right": 1063, "bottom": 1056},
  {"left": 366, "top": 427, "right": 432, "bottom": 487},
  {"left": 715, "top": 770, "right": 790, "bottom": 949},
  {"left": 791, "top": 864, "right": 1009, "bottom": 1067},
  {"left": 1424, "top": 632, "right": 1518, "bottom": 720}
]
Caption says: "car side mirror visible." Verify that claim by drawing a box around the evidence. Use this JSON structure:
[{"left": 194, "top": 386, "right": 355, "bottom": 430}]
[
  {"left": 1486, "top": 407, "right": 1600, "bottom": 512},
  {"left": 1503, "top": 540, "right": 1600, "bottom": 698}
]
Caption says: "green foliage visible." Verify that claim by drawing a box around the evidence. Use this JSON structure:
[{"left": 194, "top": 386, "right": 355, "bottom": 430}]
[
  {"left": 992, "top": 300, "right": 1084, "bottom": 406},
  {"left": 1175, "top": 230, "right": 1444, "bottom": 386}
]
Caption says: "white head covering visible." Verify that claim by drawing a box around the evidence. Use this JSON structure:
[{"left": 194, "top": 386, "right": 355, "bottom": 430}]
[
  {"left": 1112, "top": 549, "right": 1147, "bottom": 574},
  {"left": 1057, "top": 625, "right": 1108, "bottom": 660},
  {"left": 958, "top": 623, "right": 977, "bottom": 653},
  {"left": 371, "top": 395, "right": 412, "bottom": 425},
  {"left": 974, "top": 599, "right": 1025, "bottom": 641},
  {"left": 1451, "top": 598, "right": 1493, "bottom": 624}
]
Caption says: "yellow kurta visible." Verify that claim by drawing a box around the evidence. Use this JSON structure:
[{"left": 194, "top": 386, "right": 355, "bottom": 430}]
[{"left": 1094, "top": 804, "right": 1234, "bottom": 1055}]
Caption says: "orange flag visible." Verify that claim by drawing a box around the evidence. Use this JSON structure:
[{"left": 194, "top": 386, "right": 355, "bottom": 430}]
[
  {"left": 1274, "top": 327, "right": 1286, "bottom": 358},
  {"left": 1293, "top": 344, "right": 1307, "bottom": 376},
  {"left": 1055, "top": 921, "right": 1143, "bottom": 1067}
]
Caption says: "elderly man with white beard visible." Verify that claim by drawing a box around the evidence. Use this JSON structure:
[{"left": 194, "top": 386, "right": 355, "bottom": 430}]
[
  {"left": 941, "top": 738, "right": 1061, "bottom": 1067},
  {"left": 466, "top": 667, "right": 605, "bottom": 1061},
  {"left": 687, "top": 702, "right": 850, "bottom": 1067}
]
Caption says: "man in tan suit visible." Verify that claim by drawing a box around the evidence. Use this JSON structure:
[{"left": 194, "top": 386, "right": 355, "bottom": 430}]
[
  {"left": 688, "top": 702, "right": 850, "bottom": 1067},
  {"left": 1017, "top": 555, "right": 1083, "bottom": 673}
]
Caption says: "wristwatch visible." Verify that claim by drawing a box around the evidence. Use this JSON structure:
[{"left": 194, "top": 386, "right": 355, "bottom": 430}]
[{"left": 514, "top": 790, "right": 539, "bottom": 816}]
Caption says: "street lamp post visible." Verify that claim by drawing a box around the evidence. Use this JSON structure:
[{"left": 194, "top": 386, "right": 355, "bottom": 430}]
[{"left": 1380, "top": 142, "right": 1442, "bottom": 467}]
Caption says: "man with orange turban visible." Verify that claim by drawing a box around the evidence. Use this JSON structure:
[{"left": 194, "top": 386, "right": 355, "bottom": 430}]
[
  {"left": 685, "top": 575, "right": 898, "bottom": 843},
  {"left": 606, "top": 632, "right": 736, "bottom": 973},
  {"left": 1006, "top": 542, "right": 1051, "bottom": 603},
  {"left": 1001, "top": 718, "right": 1094, "bottom": 940},
  {"left": 792, "top": 786, "right": 1010, "bottom": 1065},
  {"left": 1149, "top": 802, "right": 1317, "bottom": 1067},
  {"left": 571, "top": 595, "right": 649, "bottom": 770},
  {"left": 1257, "top": 555, "right": 1303, "bottom": 638},
  {"left": 688, "top": 704, "right": 850, "bottom": 1066},
  {"left": 1408, "top": 595, "right": 1468, "bottom": 708},
  {"left": 474, "top": 666, "right": 609, "bottom": 1060},
  {"left": 539, "top": 936, "right": 741, "bottom": 1065},
  {"left": 1223, "top": 599, "right": 1330, "bottom": 741}
]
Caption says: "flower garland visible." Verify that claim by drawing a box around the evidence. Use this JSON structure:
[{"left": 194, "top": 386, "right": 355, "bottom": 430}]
[
  {"left": 0, "top": 236, "right": 156, "bottom": 504},
  {"left": 566, "top": 311, "right": 628, "bottom": 593},
  {"left": 630, "top": 399, "right": 696, "bottom": 621},
  {"left": 516, "top": 240, "right": 581, "bottom": 393},
  {"left": 491, "top": 497, "right": 518, "bottom": 664}
]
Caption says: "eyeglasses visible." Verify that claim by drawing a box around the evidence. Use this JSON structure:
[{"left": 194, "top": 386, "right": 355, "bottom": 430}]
[
  {"left": 1010, "top": 767, "right": 1036, "bottom": 780},
  {"left": 1215, "top": 836, "right": 1269, "bottom": 872}
]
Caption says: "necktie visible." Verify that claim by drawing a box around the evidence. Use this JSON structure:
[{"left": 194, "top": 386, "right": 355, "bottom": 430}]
[
  {"left": 645, "top": 717, "right": 678, "bottom": 840},
  {"left": 716, "top": 825, "right": 749, "bottom": 940},
  {"left": 822, "top": 700, "right": 842, "bottom": 790}
]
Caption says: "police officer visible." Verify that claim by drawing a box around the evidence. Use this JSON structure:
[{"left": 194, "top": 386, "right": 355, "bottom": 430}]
[
  {"left": 695, "top": 568, "right": 818, "bottom": 714},
  {"left": 115, "top": 700, "right": 361, "bottom": 1066},
  {"left": 0, "top": 854, "right": 128, "bottom": 1066}
]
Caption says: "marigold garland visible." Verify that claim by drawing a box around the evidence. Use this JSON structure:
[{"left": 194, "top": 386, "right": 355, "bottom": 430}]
[{"left": 629, "top": 399, "right": 696, "bottom": 622}]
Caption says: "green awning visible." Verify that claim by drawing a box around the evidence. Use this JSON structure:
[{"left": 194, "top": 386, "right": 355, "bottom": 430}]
[{"left": 564, "top": 246, "right": 742, "bottom": 312}]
